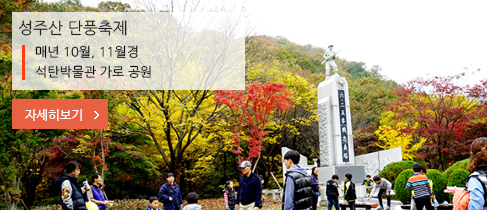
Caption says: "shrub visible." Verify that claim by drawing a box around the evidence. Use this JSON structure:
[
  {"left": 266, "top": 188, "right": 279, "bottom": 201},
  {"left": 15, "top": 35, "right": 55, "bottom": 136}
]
[
  {"left": 33, "top": 196, "right": 58, "bottom": 207},
  {"left": 110, "top": 199, "right": 148, "bottom": 209},
  {"left": 378, "top": 160, "right": 417, "bottom": 187},
  {"left": 447, "top": 169, "right": 470, "bottom": 188},
  {"left": 443, "top": 159, "right": 470, "bottom": 179},
  {"left": 31, "top": 205, "right": 58, "bottom": 210},
  {"left": 394, "top": 169, "right": 414, "bottom": 204},
  {"left": 427, "top": 169, "right": 448, "bottom": 203},
  {"left": 446, "top": 169, "right": 470, "bottom": 202}
]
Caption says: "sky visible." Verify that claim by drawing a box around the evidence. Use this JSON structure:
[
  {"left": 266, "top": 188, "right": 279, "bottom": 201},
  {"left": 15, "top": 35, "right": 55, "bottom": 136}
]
[
  {"left": 243, "top": 0, "right": 487, "bottom": 86},
  {"left": 47, "top": 0, "right": 487, "bottom": 86}
]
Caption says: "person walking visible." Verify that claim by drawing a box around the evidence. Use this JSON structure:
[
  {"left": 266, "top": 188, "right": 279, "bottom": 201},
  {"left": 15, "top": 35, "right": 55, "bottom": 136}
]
[
  {"left": 158, "top": 173, "right": 183, "bottom": 210},
  {"left": 224, "top": 181, "right": 237, "bottom": 210},
  {"left": 282, "top": 150, "right": 313, "bottom": 210},
  {"left": 236, "top": 161, "right": 262, "bottom": 210},
  {"left": 326, "top": 175, "right": 340, "bottom": 210},
  {"left": 406, "top": 164, "right": 432, "bottom": 210}
]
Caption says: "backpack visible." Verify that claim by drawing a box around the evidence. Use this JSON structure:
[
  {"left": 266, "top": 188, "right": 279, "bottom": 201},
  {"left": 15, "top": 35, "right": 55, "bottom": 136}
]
[
  {"left": 326, "top": 180, "right": 337, "bottom": 198},
  {"left": 454, "top": 170, "right": 487, "bottom": 210},
  {"left": 344, "top": 181, "right": 356, "bottom": 201},
  {"left": 452, "top": 190, "right": 470, "bottom": 210}
]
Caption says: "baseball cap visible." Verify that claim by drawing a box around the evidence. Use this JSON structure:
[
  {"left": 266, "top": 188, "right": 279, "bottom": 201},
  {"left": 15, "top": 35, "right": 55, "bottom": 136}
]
[
  {"left": 239, "top": 161, "right": 252, "bottom": 169},
  {"left": 167, "top": 172, "right": 174, "bottom": 177}
]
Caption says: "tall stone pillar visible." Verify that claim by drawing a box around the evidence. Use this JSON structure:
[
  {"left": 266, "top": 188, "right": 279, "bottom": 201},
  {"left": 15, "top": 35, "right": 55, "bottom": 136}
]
[{"left": 318, "top": 75, "right": 354, "bottom": 166}]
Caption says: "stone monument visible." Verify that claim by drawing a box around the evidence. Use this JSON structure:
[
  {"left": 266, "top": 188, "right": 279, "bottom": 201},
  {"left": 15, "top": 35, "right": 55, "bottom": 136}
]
[
  {"left": 318, "top": 74, "right": 355, "bottom": 166},
  {"left": 355, "top": 147, "right": 403, "bottom": 177},
  {"left": 280, "top": 47, "right": 404, "bottom": 206},
  {"left": 316, "top": 50, "right": 365, "bottom": 204}
]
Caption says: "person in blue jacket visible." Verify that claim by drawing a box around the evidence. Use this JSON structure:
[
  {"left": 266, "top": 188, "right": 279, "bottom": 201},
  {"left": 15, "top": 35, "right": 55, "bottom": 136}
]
[
  {"left": 158, "top": 173, "right": 183, "bottom": 210},
  {"left": 310, "top": 167, "right": 324, "bottom": 210},
  {"left": 464, "top": 137, "right": 487, "bottom": 210},
  {"left": 236, "top": 161, "right": 262, "bottom": 210}
]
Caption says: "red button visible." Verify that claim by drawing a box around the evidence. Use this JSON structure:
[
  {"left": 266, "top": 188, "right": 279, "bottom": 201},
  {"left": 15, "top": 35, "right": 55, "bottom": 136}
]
[{"left": 12, "top": 99, "right": 108, "bottom": 129}]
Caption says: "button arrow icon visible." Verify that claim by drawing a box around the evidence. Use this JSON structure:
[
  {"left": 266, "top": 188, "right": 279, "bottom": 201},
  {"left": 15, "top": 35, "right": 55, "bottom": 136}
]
[{"left": 94, "top": 111, "right": 99, "bottom": 119}]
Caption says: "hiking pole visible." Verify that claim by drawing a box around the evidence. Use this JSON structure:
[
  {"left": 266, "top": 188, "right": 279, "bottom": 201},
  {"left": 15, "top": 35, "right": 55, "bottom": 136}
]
[
  {"left": 20, "top": 198, "right": 30, "bottom": 210},
  {"left": 269, "top": 172, "right": 282, "bottom": 189},
  {"left": 261, "top": 194, "right": 274, "bottom": 210}
]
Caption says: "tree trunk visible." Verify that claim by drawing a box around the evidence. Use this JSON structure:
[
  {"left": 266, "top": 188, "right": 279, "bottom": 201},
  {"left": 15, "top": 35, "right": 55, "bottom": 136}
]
[
  {"left": 6, "top": 176, "right": 21, "bottom": 210},
  {"left": 100, "top": 130, "right": 105, "bottom": 182},
  {"left": 223, "top": 149, "right": 227, "bottom": 181},
  {"left": 253, "top": 155, "right": 261, "bottom": 172},
  {"left": 22, "top": 172, "right": 41, "bottom": 207},
  {"left": 174, "top": 161, "right": 182, "bottom": 184},
  {"left": 5, "top": 189, "right": 13, "bottom": 210},
  {"left": 118, "top": 180, "right": 123, "bottom": 198}
]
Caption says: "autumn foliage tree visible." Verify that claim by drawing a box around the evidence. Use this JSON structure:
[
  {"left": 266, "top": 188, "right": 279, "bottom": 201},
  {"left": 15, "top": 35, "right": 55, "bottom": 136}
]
[
  {"left": 214, "top": 82, "right": 293, "bottom": 169},
  {"left": 385, "top": 72, "right": 487, "bottom": 170},
  {"left": 375, "top": 119, "right": 426, "bottom": 160},
  {"left": 121, "top": 90, "right": 221, "bottom": 184}
]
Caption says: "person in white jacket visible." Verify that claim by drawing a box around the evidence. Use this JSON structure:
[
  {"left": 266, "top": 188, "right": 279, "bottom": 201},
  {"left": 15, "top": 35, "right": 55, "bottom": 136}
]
[
  {"left": 182, "top": 192, "right": 202, "bottom": 210},
  {"left": 367, "top": 176, "right": 392, "bottom": 210}
]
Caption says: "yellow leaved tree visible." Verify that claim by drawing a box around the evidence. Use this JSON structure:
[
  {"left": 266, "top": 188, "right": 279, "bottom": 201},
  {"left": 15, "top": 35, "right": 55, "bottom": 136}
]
[
  {"left": 121, "top": 90, "right": 224, "bottom": 183},
  {"left": 375, "top": 111, "right": 426, "bottom": 160}
]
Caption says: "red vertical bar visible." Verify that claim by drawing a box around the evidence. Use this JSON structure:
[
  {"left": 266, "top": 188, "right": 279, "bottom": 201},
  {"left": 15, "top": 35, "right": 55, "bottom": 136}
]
[{"left": 22, "top": 45, "right": 25, "bottom": 80}]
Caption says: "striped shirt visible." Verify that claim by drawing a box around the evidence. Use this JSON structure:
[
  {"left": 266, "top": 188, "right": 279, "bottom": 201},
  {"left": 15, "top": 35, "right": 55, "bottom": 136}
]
[{"left": 405, "top": 173, "right": 431, "bottom": 199}]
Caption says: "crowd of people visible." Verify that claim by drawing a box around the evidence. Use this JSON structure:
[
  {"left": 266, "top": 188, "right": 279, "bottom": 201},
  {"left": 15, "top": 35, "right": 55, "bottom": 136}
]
[
  {"left": 53, "top": 162, "right": 203, "bottom": 210},
  {"left": 53, "top": 137, "right": 487, "bottom": 210},
  {"left": 53, "top": 150, "right": 312, "bottom": 210}
]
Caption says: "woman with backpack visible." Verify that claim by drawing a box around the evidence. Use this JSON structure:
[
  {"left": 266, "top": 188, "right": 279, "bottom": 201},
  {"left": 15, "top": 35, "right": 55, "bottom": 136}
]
[{"left": 452, "top": 137, "right": 487, "bottom": 210}]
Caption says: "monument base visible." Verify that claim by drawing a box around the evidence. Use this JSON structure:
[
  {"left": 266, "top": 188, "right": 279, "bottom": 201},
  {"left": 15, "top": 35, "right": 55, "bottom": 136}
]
[
  {"left": 318, "top": 165, "right": 366, "bottom": 187},
  {"left": 317, "top": 165, "right": 366, "bottom": 205}
]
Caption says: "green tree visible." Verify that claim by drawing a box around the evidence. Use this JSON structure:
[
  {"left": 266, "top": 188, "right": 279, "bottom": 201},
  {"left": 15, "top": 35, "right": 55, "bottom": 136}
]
[
  {"left": 98, "top": 1, "right": 131, "bottom": 12},
  {"left": 349, "top": 77, "right": 397, "bottom": 155},
  {"left": 0, "top": 88, "right": 67, "bottom": 210}
]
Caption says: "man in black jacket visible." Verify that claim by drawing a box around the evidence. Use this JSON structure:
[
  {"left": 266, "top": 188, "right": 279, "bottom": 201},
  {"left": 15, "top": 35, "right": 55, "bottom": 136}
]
[
  {"left": 236, "top": 161, "right": 262, "bottom": 210},
  {"left": 326, "top": 174, "right": 340, "bottom": 210},
  {"left": 282, "top": 150, "right": 313, "bottom": 210}
]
